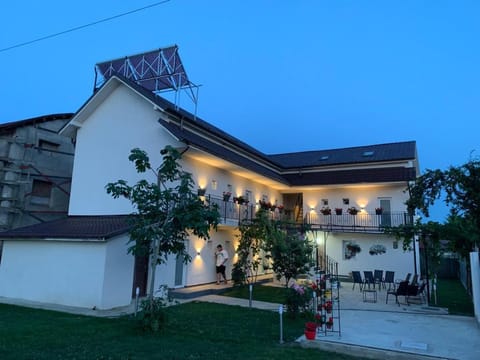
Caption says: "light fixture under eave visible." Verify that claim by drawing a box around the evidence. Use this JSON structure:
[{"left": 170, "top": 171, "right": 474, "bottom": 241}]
[{"left": 211, "top": 179, "right": 217, "bottom": 190}]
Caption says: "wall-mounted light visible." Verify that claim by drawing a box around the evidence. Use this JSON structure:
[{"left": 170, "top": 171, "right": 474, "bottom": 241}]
[
  {"left": 196, "top": 251, "right": 201, "bottom": 256},
  {"left": 310, "top": 206, "right": 316, "bottom": 212},
  {"left": 211, "top": 179, "right": 217, "bottom": 190},
  {"left": 343, "top": 198, "right": 350, "bottom": 205}
]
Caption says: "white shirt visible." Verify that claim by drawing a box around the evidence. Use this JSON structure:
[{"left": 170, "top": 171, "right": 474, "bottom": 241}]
[{"left": 216, "top": 249, "right": 228, "bottom": 266}]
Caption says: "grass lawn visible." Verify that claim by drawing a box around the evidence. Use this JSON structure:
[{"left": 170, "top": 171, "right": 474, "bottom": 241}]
[
  {"left": 431, "top": 278, "right": 474, "bottom": 316},
  {"left": 0, "top": 301, "right": 360, "bottom": 360},
  {"left": 220, "top": 283, "right": 288, "bottom": 303}
]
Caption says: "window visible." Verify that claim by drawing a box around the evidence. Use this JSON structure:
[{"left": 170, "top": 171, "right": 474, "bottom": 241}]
[
  {"left": 30, "top": 179, "right": 53, "bottom": 205},
  {"left": 38, "top": 139, "right": 60, "bottom": 151}
]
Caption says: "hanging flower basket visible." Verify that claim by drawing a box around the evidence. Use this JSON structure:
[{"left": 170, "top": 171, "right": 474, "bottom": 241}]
[{"left": 369, "top": 244, "right": 387, "bottom": 255}]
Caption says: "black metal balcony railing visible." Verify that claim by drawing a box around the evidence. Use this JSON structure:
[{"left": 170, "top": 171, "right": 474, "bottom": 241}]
[
  {"left": 207, "top": 195, "right": 281, "bottom": 225},
  {"left": 206, "top": 195, "right": 413, "bottom": 233},
  {"left": 305, "top": 211, "right": 413, "bottom": 233}
]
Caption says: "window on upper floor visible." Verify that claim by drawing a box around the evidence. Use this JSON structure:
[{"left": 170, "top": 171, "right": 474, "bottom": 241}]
[
  {"left": 30, "top": 179, "right": 52, "bottom": 206},
  {"left": 38, "top": 139, "right": 60, "bottom": 151}
]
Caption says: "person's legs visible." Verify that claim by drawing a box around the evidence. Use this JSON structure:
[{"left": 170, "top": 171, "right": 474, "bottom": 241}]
[
  {"left": 220, "top": 265, "right": 227, "bottom": 284},
  {"left": 216, "top": 266, "right": 221, "bottom": 284}
]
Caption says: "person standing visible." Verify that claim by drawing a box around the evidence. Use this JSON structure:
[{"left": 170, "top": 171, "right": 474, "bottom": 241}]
[{"left": 215, "top": 244, "right": 229, "bottom": 284}]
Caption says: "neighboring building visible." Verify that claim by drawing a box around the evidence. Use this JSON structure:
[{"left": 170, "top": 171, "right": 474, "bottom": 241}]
[
  {"left": 0, "top": 75, "right": 420, "bottom": 310},
  {"left": 0, "top": 113, "right": 74, "bottom": 263}
]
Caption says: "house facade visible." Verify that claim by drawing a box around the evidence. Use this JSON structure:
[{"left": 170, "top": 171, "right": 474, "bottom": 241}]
[{"left": 0, "top": 75, "right": 420, "bottom": 310}]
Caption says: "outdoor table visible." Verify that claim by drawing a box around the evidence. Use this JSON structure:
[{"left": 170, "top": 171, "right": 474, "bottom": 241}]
[{"left": 363, "top": 289, "right": 377, "bottom": 303}]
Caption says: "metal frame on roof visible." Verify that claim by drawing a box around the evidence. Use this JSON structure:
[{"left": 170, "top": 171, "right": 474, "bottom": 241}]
[{"left": 94, "top": 45, "right": 199, "bottom": 114}]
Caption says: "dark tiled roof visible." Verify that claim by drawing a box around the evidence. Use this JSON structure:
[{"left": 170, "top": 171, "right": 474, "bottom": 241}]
[
  {"left": 283, "top": 167, "right": 417, "bottom": 186},
  {"left": 268, "top": 141, "right": 417, "bottom": 168},
  {"left": 0, "top": 113, "right": 74, "bottom": 132},
  {"left": 0, "top": 215, "right": 131, "bottom": 240},
  {"left": 159, "top": 119, "right": 288, "bottom": 185}
]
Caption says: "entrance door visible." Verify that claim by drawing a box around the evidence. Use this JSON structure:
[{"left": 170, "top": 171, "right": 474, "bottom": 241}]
[
  {"left": 132, "top": 254, "right": 149, "bottom": 297},
  {"left": 174, "top": 253, "right": 186, "bottom": 287},
  {"left": 379, "top": 198, "right": 391, "bottom": 226}
]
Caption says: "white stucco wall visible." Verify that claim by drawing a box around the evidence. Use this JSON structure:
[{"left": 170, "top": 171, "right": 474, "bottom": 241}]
[
  {"left": 0, "top": 240, "right": 105, "bottom": 308},
  {"left": 316, "top": 232, "right": 418, "bottom": 279},
  {"left": 68, "top": 84, "right": 179, "bottom": 215},
  {"left": 0, "top": 236, "right": 134, "bottom": 310},
  {"left": 101, "top": 234, "right": 135, "bottom": 309}
]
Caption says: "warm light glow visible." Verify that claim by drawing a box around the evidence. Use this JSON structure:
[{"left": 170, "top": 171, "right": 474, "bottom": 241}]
[{"left": 197, "top": 176, "right": 207, "bottom": 189}]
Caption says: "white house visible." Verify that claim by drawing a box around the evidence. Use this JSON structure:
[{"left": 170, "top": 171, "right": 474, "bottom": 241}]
[{"left": 0, "top": 74, "right": 420, "bottom": 310}]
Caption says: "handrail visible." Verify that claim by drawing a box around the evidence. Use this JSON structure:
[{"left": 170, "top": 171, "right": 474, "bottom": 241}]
[{"left": 305, "top": 211, "right": 413, "bottom": 232}]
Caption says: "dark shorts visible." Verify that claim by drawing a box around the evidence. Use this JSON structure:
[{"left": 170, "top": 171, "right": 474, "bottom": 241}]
[{"left": 216, "top": 265, "right": 226, "bottom": 274}]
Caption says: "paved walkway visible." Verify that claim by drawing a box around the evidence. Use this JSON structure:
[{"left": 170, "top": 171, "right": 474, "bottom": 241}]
[
  {"left": 176, "top": 280, "right": 480, "bottom": 360},
  {"left": 2, "top": 280, "right": 479, "bottom": 359}
]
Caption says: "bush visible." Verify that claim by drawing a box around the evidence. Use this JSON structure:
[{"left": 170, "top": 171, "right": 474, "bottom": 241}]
[{"left": 285, "top": 282, "right": 314, "bottom": 319}]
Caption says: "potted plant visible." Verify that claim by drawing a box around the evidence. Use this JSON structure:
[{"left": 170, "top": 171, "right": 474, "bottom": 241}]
[
  {"left": 233, "top": 196, "right": 247, "bottom": 205},
  {"left": 304, "top": 321, "right": 317, "bottom": 340},
  {"left": 326, "top": 317, "right": 334, "bottom": 330},
  {"left": 347, "top": 206, "right": 358, "bottom": 215},
  {"left": 369, "top": 244, "right": 387, "bottom": 255},
  {"left": 323, "top": 300, "right": 333, "bottom": 313},
  {"left": 375, "top": 207, "right": 383, "bottom": 215},
  {"left": 223, "top": 191, "right": 231, "bottom": 201},
  {"left": 334, "top": 208, "right": 343, "bottom": 215},
  {"left": 320, "top": 207, "right": 331, "bottom": 215}
]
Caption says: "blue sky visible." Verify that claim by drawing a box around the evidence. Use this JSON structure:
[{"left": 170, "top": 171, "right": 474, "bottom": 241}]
[{"left": 1, "top": 1, "right": 478, "bottom": 221}]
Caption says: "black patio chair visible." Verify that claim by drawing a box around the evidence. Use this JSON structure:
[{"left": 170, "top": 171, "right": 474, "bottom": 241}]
[
  {"left": 373, "top": 269, "right": 384, "bottom": 290},
  {"left": 363, "top": 271, "right": 375, "bottom": 289},
  {"left": 410, "top": 274, "right": 418, "bottom": 286},
  {"left": 384, "top": 271, "right": 395, "bottom": 290},
  {"left": 407, "top": 281, "right": 427, "bottom": 305},
  {"left": 386, "top": 280, "right": 409, "bottom": 305},
  {"left": 352, "top": 271, "right": 364, "bottom": 291},
  {"left": 404, "top": 273, "right": 412, "bottom": 283}
]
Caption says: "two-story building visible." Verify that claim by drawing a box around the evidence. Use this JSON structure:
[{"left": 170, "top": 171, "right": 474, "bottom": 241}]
[{"left": 0, "top": 74, "right": 419, "bottom": 310}]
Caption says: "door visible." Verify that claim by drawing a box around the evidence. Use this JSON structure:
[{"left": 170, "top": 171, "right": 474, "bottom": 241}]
[
  {"left": 132, "top": 254, "right": 149, "bottom": 297},
  {"left": 379, "top": 198, "right": 391, "bottom": 226},
  {"left": 174, "top": 253, "right": 186, "bottom": 287}
]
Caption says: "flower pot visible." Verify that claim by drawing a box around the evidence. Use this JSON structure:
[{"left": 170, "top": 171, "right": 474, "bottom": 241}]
[
  {"left": 223, "top": 195, "right": 231, "bottom": 201},
  {"left": 335, "top": 209, "right": 343, "bottom": 215},
  {"left": 197, "top": 188, "right": 206, "bottom": 196},
  {"left": 304, "top": 329, "right": 316, "bottom": 340},
  {"left": 375, "top": 209, "right": 383, "bottom": 215}
]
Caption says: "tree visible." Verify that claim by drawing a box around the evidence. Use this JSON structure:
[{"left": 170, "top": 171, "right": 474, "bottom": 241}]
[
  {"left": 406, "top": 158, "right": 480, "bottom": 252},
  {"left": 105, "top": 146, "right": 220, "bottom": 301},
  {"left": 233, "top": 208, "right": 312, "bottom": 287},
  {"left": 267, "top": 230, "right": 313, "bottom": 287}
]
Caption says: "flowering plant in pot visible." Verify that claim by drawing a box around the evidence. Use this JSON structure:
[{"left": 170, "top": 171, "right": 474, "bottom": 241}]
[
  {"left": 326, "top": 317, "right": 334, "bottom": 329},
  {"left": 375, "top": 207, "right": 383, "bottom": 215},
  {"left": 233, "top": 196, "right": 248, "bottom": 205},
  {"left": 347, "top": 206, "right": 359, "bottom": 215},
  {"left": 323, "top": 300, "right": 333, "bottom": 313},
  {"left": 320, "top": 207, "right": 331, "bottom": 215},
  {"left": 223, "top": 191, "right": 231, "bottom": 201}
]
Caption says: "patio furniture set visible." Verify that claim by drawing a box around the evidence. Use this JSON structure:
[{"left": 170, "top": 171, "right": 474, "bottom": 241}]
[{"left": 351, "top": 270, "right": 427, "bottom": 305}]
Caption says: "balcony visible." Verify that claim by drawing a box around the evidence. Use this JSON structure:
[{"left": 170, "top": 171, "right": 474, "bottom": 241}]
[
  {"left": 206, "top": 195, "right": 413, "bottom": 234},
  {"left": 305, "top": 211, "right": 413, "bottom": 233},
  {"left": 207, "top": 195, "right": 281, "bottom": 225}
]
